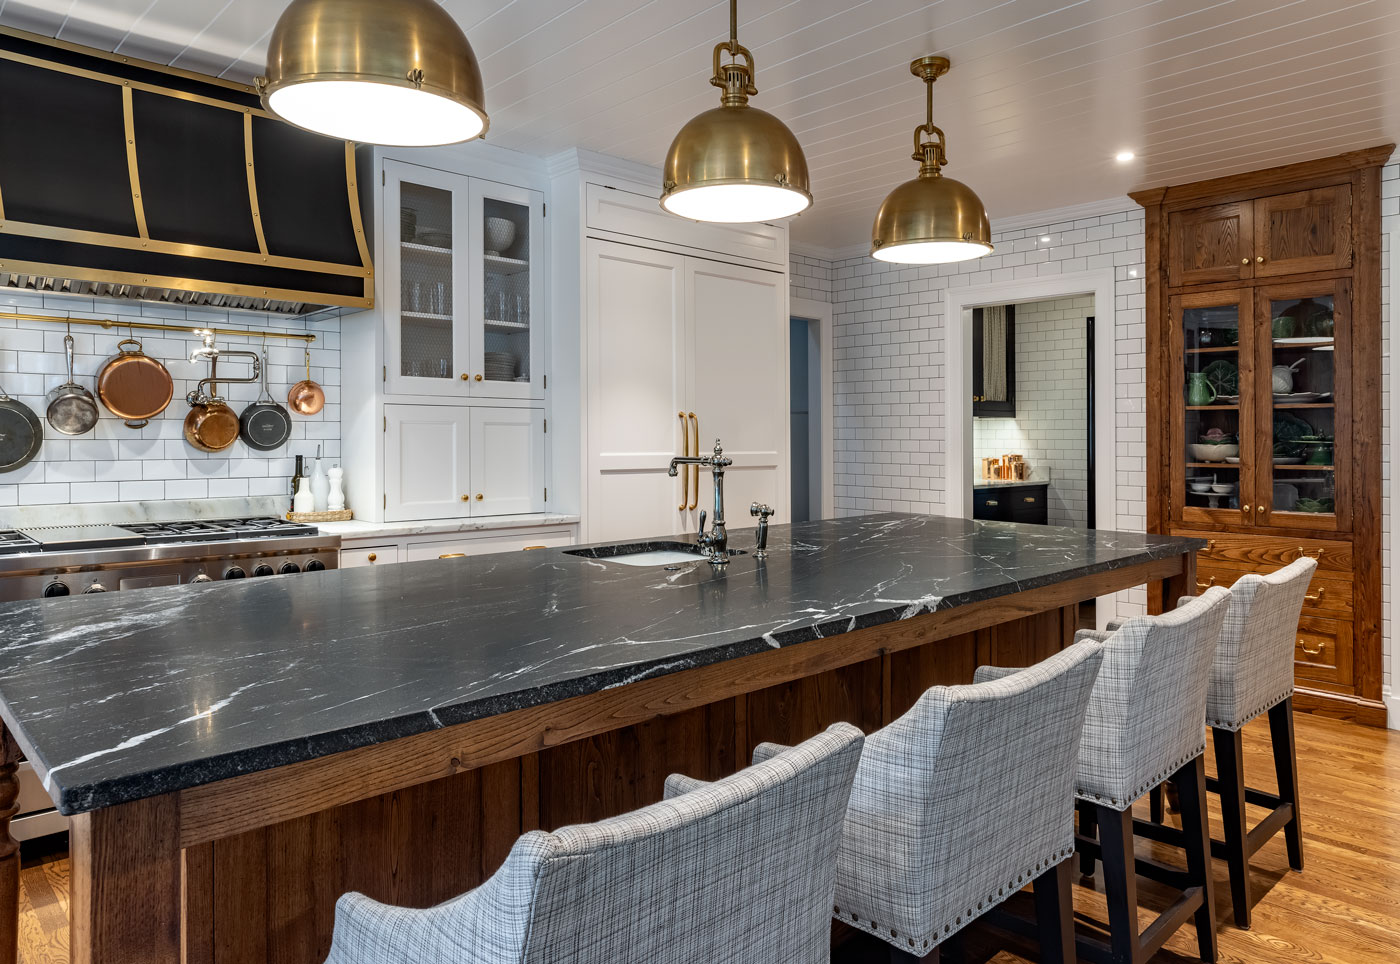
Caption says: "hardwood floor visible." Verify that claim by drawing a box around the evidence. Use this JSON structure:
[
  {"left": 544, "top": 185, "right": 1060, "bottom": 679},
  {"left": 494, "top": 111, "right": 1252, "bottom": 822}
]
[{"left": 13, "top": 711, "right": 1399, "bottom": 963}]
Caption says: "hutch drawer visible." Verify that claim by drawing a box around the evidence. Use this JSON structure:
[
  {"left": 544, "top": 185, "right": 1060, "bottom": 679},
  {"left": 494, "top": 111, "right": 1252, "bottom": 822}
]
[
  {"left": 1292, "top": 615, "right": 1353, "bottom": 689},
  {"left": 1172, "top": 529, "right": 1352, "bottom": 576}
]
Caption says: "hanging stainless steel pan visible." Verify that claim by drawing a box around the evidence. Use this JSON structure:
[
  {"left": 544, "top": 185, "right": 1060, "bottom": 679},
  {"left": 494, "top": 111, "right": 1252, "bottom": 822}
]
[
  {"left": 96, "top": 337, "right": 173, "bottom": 428},
  {"left": 46, "top": 334, "right": 99, "bottom": 436},
  {"left": 0, "top": 374, "right": 43, "bottom": 473},
  {"left": 239, "top": 349, "right": 292, "bottom": 451}
]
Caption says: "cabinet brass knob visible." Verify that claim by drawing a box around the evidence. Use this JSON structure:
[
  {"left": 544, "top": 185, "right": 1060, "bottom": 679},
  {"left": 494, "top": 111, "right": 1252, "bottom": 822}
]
[
  {"left": 1304, "top": 587, "right": 1326, "bottom": 603},
  {"left": 367, "top": 553, "right": 377, "bottom": 562},
  {"left": 461, "top": 494, "right": 469, "bottom": 502},
  {"left": 1256, "top": 256, "right": 1265, "bottom": 263},
  {"left": 460, "top": 373, "right": 469, "bottom": 380},
  {"left": 1241, "top": 258, "right": 1250, "bottom": 265},
  {"left": 475, "top": 374, "right": 483, "bottom": 381},
  {"left": 475, "top": 493, "right": 484, "bottom": 501},
  {"left": 1242, "top": 504, "right": 1251, "bottom": 514},
  {"left": 1298, "top": 637, "right": 1324, "bottom": 656},
  {"left": 439, "top": 553, "right": 465, "bottom": 559}
]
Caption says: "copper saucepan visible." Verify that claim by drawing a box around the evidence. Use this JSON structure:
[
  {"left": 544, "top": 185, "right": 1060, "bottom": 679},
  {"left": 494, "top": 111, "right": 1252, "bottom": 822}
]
[
  {"left": 184, "top": 348, "right": 260, "bottom": 453},
  {"left": 287, "top": 348, "right": 325, "bottom": 416}
]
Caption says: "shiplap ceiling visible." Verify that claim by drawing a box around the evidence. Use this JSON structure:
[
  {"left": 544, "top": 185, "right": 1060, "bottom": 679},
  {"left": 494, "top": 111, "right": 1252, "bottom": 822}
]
[{"left": 4, "top": 0, "right": 1399, "bottom": 249}]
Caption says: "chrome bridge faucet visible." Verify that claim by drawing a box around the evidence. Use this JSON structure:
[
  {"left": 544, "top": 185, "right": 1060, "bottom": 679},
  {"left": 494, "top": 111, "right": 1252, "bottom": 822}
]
[{"left": 668, "top": 438, "right": 733, "bottom": 566}]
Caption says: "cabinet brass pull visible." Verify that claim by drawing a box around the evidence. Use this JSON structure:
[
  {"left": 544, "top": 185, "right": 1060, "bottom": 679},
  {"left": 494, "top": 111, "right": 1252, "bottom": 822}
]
[
  {"left": 367, "top": 553, "right": 377, "bottom": 562},
  {"left": 460, "top": 373, "right": 469, "bottom": 381},
  {"left": 1196, "top": 577, "right": 1217, "bottom": 592},
  {"left": 1207, "top": 540, "right": 1217, "bottom": 551},
  {"left": 687, "top": 412, "right": 699, "bottom": 510},
  {"left": 439, "top": 553, "right": 465, "bottom": 559},
  {"left": 1256, "top": 256, "right": 1265, "bottom": 264},
  {"left": 475, "top": 493, "right": 484, "bottom": 501},
  {"left": 1304, "top": 587, "right": 1326, "bottom": 603},
  {"left": 1241, "top": 258, "right": 1250, "bottom": 265},
  {"left": 1023, "top": 496, "right": 1036, "bottom": 503},
  {"left": 1298, "top": 637, "right": 1324, "bottom": 656},
  {"left": 1294, "top": 546, "right": 1322, "bottom": 561},
  {"left": 461, "top": 495, "right": 469, "bottom": 502},
  {"left": 1242, "top": 504, "right": 1251, "bottom": 515},
  {"left": 678, "top": 411, "right": 689, "bottom": 511},
  {"left": 475, "top": 374, "right": 483, "bottom": 382},
  {"left": 522, "top": 546, "right": 547, "bottom": 550}
]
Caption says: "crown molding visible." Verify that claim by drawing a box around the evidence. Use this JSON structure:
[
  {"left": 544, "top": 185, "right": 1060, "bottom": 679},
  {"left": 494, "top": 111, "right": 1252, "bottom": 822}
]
[
  {"left": 789, "top": 195, "right": 1139, "bottom": 264},
  {"left": 546, "top": 147, "right": 661, "bottom": 191}
]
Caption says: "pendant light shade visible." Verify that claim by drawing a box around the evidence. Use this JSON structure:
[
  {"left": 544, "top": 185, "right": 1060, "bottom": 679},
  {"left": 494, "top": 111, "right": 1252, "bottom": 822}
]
[
  {"left": 870, "top": 57, "right": 991, "bottom": 264},
  {"left": 257, "top": 0, "right": 489, "bottom": 147},
  {"left": 661, "top": 0, "right": 811, "bottom": 223}
]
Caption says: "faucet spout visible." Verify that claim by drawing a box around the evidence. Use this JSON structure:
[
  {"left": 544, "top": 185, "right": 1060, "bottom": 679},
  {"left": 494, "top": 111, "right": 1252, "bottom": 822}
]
[{"left": 664, "top": 440, "right": 732, "bottom": 566}]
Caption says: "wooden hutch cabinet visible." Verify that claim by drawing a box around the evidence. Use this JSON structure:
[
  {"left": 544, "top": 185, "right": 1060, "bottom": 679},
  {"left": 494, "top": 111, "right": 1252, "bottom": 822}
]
[{"left": 1134, "top": 145, "right": 1392, "bottom": 726}]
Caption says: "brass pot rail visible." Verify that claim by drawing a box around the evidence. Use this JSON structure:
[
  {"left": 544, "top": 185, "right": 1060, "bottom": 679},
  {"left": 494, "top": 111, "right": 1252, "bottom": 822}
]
[{"left": 5, "top": 311, "right": 315, "bottom": 343}]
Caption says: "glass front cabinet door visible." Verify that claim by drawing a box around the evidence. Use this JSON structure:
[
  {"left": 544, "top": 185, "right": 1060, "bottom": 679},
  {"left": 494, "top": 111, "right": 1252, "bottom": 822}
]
[
  {"left": 1170, "top": 289, "right": 1256, "bottom": 527},
  {"left": 1254, "top": 279, "right": 1350, "bottom": 532},
  {"left": 383, "top": 162, "right": 545, "bottom": 400}
]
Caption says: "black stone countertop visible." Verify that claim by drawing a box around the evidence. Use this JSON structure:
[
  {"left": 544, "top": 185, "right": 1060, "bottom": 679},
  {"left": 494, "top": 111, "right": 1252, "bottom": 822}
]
[{"left": 0, "top": 514, "right": 1202, "bottom": 815}]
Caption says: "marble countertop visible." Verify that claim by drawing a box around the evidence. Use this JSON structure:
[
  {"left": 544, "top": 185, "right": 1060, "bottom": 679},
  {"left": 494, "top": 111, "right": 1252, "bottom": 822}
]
[
  {"left": 0, "top": 514, "right": 1201, "bottom": 815},
  {"left": 973, "top": 478, "right": 1051, "bottom": 489},
  {"left": 320, "top": 513, "right": 580, "bottom": 542}
]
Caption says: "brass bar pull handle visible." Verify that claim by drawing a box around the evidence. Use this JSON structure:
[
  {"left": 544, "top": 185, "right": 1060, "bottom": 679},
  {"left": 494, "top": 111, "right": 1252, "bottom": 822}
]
[
  {"left": 678, "top": 411, "right": 689, "bottom": 511},
  {"left": 1298, "top": 637, "right": 1324, "bottom": 656},
  {"left": 1196, "top": 577, "right": 1217, "bottom": 592},
  {"left": 985, "top": 500, "right": 998, "bottom": 507},
  {"left": 1304, "top": 587, "right": 1326, "bottom": 603},
  {"left": 687, "top": 412, "right": 699, "bottom": 510},
  {"left": 439, "top": 553, "right": 465, "bottom": 559},
  {"left": 1294, "top": 547, "right": 1322, "bottom": 561},
  {"left": 1023, "top": 496, "right": 1036, "bottom": 503}
]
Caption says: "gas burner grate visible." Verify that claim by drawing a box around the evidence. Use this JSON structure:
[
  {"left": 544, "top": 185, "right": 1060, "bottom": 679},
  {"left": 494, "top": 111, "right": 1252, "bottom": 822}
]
[{"left": 0, "top": 531, "right": 41, "bottom": 556}]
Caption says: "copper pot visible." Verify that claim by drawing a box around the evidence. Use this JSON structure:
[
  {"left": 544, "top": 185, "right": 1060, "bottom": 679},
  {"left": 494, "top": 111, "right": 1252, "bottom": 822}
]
[
  {"left": 184, "top": 396, "right": 240, "bottom": 452},
  {"left": 96, "top": 337, "right": 173, "bottom": 428},
  {"left": 287, "top": 348, "right": 325, "bottom": 415}
]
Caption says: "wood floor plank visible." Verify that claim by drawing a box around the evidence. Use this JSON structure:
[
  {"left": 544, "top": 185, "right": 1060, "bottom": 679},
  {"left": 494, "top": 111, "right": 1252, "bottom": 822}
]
[{"left": 12, "top": 712, "right": 1400, "bottom": 963}]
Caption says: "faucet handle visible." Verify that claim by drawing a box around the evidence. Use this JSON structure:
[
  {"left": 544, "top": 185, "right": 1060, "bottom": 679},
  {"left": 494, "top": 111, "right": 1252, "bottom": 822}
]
[
  {"left": 697, "top": 509, "right": 707, "bottom": 542},
  {"left": 750, "top": 502, "right": 774, "bottom": 520}
]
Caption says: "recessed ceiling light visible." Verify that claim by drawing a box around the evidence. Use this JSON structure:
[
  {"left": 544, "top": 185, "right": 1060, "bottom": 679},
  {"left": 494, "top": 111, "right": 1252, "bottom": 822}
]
[{"left": 1115, "top": 151, "right": 1136, "bottom": 163}]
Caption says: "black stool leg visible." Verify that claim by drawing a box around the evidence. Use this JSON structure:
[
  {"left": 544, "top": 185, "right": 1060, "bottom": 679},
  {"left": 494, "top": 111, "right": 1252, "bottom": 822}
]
[
  {"left": 1149, "top": 784, "right": 1165, "bottom": 824},
  {"left": 1097, "top": 803, "right": 1141, "bottom": 964},
  {"left": 1269, "top": 696, "right": 1304, "bottom": 872},
  {"left": 1033, "top": 860, "right": 1075, "bottom": 964},
  {"left": 1174, "top": 755, "right": 1219, "bottom": 962},
  {"left": 1077, "top": 800, "right": 1099, "bottom": 878},
  {"left": 1212, "top": 726, "right": 1251, "bottom": 929}
]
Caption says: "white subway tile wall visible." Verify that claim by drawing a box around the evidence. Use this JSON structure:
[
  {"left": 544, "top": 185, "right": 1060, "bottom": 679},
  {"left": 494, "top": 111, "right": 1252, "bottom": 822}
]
[
  {"left": 793, "top": 158, "right": 1398, "bottom": 707},
  {"left": 0, "top": 293, "right": 340, "bottom": 510},
  {"left": 972, "top": 295, "right": 1093, "bottom": 527}
]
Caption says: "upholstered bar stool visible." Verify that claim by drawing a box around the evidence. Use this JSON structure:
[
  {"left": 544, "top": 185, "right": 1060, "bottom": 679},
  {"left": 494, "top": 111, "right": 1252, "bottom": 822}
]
[
  {"left": 792, "top": 641, "right": 1107, "bottom": 964},
  {"left": 1072, "top": 586, "right": 1231, "bottom": 964},
  {"left": 322, "top": 722, "right": 864, "bottom": 964},
  {"left": 1141, "top": 557, "right": 1316, "bottom": 929}
]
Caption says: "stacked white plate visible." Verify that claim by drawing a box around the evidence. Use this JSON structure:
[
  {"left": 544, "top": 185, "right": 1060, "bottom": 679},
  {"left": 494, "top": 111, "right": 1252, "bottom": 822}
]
[{"left": 485, "top": 351, "right": 517, "bottom": 380}]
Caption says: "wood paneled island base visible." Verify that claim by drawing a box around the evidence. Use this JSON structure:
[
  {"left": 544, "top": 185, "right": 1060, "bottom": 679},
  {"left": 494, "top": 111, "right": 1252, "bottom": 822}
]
[{"left": 3, "top": 552, "right": 1192, "bottom": 964}]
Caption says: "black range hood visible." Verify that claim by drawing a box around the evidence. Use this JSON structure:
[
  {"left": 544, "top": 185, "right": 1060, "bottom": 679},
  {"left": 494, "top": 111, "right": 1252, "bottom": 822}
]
[{"left": 0, "top": 28, "right": 373, "bottom": 316}]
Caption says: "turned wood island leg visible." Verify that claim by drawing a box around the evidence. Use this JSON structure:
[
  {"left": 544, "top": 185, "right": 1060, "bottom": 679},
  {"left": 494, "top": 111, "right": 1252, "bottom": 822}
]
[
  {"left": 70, "top": 793, "right": 183, "bottom": 964},
  {"left": 0, "top": 728, "right": 20, "bottom": 964}
]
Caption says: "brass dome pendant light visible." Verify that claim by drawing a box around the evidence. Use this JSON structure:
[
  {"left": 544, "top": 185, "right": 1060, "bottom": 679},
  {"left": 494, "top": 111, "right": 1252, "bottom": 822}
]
[
  {"left": 257, "top": 0, "right": 489, "bottom": 147},
  {"left": 871, "top": 56, "right": 991, "bottom": 264},
  {"left": 661, "top": 0, "right": 812, "bottom": 223}
]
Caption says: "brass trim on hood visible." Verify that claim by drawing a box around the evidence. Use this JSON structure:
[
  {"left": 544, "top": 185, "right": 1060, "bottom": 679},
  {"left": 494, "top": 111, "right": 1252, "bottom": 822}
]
[
  {"left": 0, "top": 257, "right": 372, "bottom": 310},
  {"left": 121, "top": 84, "right": 149, "bottom": 239},
  {"left": 345, "top": 141, "right": 371, "bottom": 271},
  {"left": 244, "top": 112, "right": 269, "bottom": 256}
]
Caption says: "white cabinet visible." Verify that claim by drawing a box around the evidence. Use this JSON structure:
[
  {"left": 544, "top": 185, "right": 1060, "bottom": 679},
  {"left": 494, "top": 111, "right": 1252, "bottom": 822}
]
[
  {"left": 383, "top": 404, "right": 544, "bottom": 522},
  {"left": 383, "top": 160, "right": 544, "bottom": 400},
  {"left": 584, "top": 239, "right": 787, "bottom": 544},
  {"left": 404, "top": 527, "right": 574, "bottom": 561}
]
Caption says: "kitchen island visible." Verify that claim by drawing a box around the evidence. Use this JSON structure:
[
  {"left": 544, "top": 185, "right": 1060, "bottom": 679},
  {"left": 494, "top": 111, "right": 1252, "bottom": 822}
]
[{"left": 0, "top": 513, "right": 1200, "bottom": 964}]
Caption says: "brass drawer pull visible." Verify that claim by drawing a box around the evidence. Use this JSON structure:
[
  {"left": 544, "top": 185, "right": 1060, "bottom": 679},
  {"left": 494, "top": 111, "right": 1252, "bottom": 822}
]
[
  {"left": 522, "top": 545, "right": 547, "bottom": 550},
  {"left": 985, "top": 500, "right": 998, "bottom": 507},
  {"left": 1304, "top": 587, "right": 1326, "bottom": 603},
  {"left": 1023, "top": 496, "right": 1036, "bottom": 503},
  {"left": 1294, "top": 547, "right": 1323, "bottom": 561},
  {"left": 1298, "top": 637, "right": 1324, "bottom": 656},
  {"left": 367, "top": 553, "right": 377, "bottom": 562},
  {"left": 1207, "top": 540, "right": 1216, "bottom": 551},
  {"left": 1196, "top": 577, "right": 1217, "bottom": 592},
  {"left": 439, "top": 553, "right": 465, "bottom": 559}
]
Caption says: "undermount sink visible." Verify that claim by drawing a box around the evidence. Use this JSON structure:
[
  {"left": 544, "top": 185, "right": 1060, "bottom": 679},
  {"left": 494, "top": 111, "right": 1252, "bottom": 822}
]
[{"left": 565, "top": 541, "right": 746, "bottom": 567}]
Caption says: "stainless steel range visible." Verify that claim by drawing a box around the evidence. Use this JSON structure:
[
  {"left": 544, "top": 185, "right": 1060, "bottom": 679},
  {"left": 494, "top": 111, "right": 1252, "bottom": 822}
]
[{"left": 0, "top": 515, "right": 340, "bottom": 602}]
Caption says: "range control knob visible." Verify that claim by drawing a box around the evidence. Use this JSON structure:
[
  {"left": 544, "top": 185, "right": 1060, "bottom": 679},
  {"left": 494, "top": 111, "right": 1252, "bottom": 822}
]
[
  {"left": 83, "top": 583, "right": 108, "bottom": 594},
  {"left": 42, "top": 582, "right": 70, "bottom": 598},
  {"left": 304, "top": 559, "right": 326, "bottom": 572},
  {"left": 252, "top": 564, "right": 275, "bottom": 577},
  {"left": 279, "top": 562, "right": 302, "bottom": 575},
  {"left": 224, "top": 566, "right": 247, "bottom": 579}
]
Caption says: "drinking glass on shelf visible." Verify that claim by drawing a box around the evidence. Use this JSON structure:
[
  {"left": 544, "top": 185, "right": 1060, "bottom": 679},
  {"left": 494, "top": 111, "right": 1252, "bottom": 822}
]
[
  {"left": 516, "top": 294, "right": 526, "bottom": 326},
  {"left": 498, "top": 291, "right": 507, "bottom": 323},
  {"left": 439, "top": 359, "right": 449, "bottom": 378},
  {"left": 410, "top": 281, "right": 423, "bottom": 313},
  {"left": 435, "top": 282, "right": 447, "bottom": 316}
]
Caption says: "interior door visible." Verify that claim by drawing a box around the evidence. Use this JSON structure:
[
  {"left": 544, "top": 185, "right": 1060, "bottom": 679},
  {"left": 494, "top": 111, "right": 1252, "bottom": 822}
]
[
  {"left": 1253, "top": 186, "right": 1352, "bottom": 278},
  {"left": 384, "top": 404, "right": 471, "bottom": 521},
  {"left": 469, "top": 407, "right": 544, "bottom": 516},
  {"left": 686, "top": 257, "right": 787, "bottom": 534},
  {"left": 585, "top": 240, "right": 689, "bottom": 542},
  {"left": 1168, "top": 201, "right": 1253, "bottom": 287}
]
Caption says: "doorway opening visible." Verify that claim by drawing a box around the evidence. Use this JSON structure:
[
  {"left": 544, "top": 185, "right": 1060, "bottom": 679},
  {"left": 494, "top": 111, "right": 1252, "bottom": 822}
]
[{"left": 789, "top": 297, "right": 835, "bottom": 522}]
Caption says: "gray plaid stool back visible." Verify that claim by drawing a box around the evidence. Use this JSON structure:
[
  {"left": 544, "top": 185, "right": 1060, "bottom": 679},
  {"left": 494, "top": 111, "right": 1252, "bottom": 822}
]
[
  {"left": 324, "top": 722, "right": 864, "bottom": 964},
  {"left": 1075, "top": 585, "right": 1231, "bottom": 809},
  {"left": 1205, "top": 556, "right": 1316, "bottom": 730},
  {"left": 830, "top": 640, "right": 1106, "bottom": 958}
]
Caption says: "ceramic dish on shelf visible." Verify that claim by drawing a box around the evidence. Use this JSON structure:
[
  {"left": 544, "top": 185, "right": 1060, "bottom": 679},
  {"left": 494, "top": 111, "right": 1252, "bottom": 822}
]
[
  {"left": 484, "top": 217, "right": 516, "bottom": 256},
  {"left": 1215, "top": 394, "right": 1240, "bottom": 404},
  {"left": 1210, "top": 482, "right": 1236, "bottom": 495},
  {"left": 415, "top": 229, "right": 452, "bottom": 248},
  {"left": 1190, "top": 443, "right": 1238, "bottom": 461},
  {"left": 1273, "top": 391, "right": 1326, "bottom": 403},
  {"left": 1273, "top": 336, "right": 1334, "bottom": 346},
  {"left": 1225, "top": 456, "right": 1241, "bottom": 463}
]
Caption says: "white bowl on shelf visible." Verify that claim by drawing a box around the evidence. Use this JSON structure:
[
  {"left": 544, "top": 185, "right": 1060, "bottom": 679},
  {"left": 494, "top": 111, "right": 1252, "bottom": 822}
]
[
  {"left": 1211, "top": 482, "right": 1236, "bottom": 495},
  {"left": 485, "top": 217, "right": 516, "bottom": 256},
  {"left": 1190, "top": 443, "right": 1239, "bottom": 461}
]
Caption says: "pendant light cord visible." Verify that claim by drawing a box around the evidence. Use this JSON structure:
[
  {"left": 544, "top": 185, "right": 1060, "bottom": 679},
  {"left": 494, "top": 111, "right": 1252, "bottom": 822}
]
[
  {"left": 914, "top": 69, "right": 948, "bottom": 175},
  {"left": 730, "top": 0, "right": 737, "bottom": 46}
]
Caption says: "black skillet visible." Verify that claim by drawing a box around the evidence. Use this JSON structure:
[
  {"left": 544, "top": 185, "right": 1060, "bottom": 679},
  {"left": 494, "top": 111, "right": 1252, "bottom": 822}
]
[{"left": 239, "top": 349, "right": 292, "bottom": 451}]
